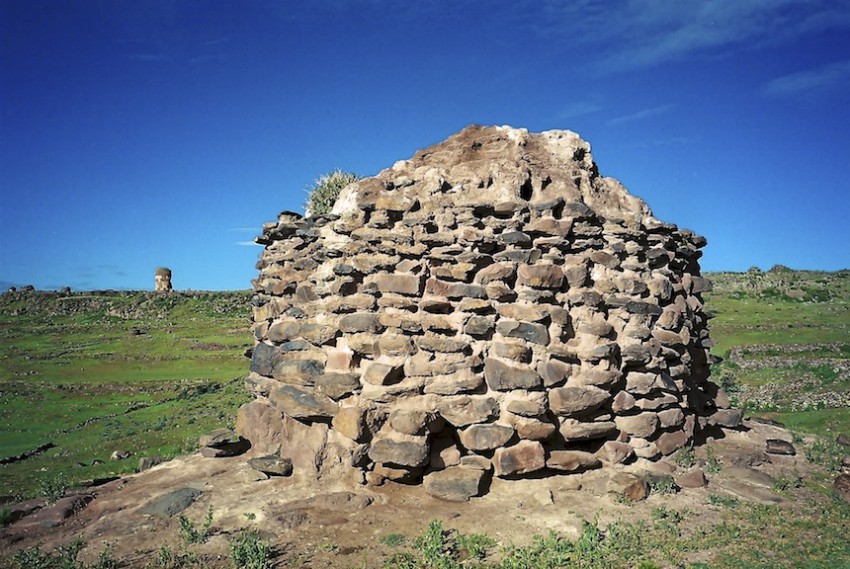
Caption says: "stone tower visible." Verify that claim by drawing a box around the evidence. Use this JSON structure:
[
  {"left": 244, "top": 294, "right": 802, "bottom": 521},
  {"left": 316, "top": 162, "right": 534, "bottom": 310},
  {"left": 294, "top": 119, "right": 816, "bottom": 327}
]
[
  {"left": 154, "top": 267, "right": 172, "bottom": 292},
  {"left": 237, "top": 125, "right": 740, "bottom": 498}
]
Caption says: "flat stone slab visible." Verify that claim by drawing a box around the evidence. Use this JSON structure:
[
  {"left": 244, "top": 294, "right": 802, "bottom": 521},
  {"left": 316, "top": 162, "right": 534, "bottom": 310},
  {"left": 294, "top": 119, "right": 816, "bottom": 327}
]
[
  {"left": 424, "top": 467, "right": 486, "bottom": 501},
  {"left": 140, "top": 487, "right": 202, "bottom": 518},
  {"left": 723, "top": 467, "right": 777, "bottom": 488},
  {"left": 715, "top": 479, "right": 783, "bottom": 505}
]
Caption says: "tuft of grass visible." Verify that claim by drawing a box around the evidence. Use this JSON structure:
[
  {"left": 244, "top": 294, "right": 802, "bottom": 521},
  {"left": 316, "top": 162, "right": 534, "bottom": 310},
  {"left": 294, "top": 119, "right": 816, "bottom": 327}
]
[
  {"left": 230, "top": 528, "right": 272, "bottom": 569},
  {"left": 380, "top": 533, "right": 406, "bottom": 548},
  {"left": 304, "top": 169, "right": 359, "bottom": 217},
  {"left": 708, "top": 494, "right": 741, "bottom": 508}
]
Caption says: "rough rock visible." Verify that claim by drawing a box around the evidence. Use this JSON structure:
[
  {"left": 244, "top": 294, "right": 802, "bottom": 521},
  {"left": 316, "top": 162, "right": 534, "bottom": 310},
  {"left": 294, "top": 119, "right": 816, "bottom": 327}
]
[
  {"left": 248, "top": 455, "right": 293, "bottom": 476},
  {"left": 242, "top": 125, "right": 732, "bottom": 497},
  {"left": 140, "top": 488, "right": 202, "bottom": 518},
  {"left": 423, "top": 467, "right": 486, "bottom": 501}
]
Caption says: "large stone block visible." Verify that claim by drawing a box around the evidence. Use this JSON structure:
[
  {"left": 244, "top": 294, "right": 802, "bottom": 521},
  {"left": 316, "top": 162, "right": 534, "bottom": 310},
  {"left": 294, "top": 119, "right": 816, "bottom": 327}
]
[
  {"left": 549, "top": 385, "right": 610, "bottom": 415},
  {"left": 459, "top": 423, "right": 515, "bottom": 451},
  {"left": 493, "top": 441, "right": 545, "bottom": 477},
  {"left": 424, "top": 467, "right": 485, "bottom": 501},
  {"left": 484, "top": 358, "right": 542, "bottom": 391},
  {"left": 269, "top": 385, "right": 338, "bottom": 420},
  {"left": 368, "top": 436, "right": 430, "bottom": 467},
  {"left": 517, "top": 264, "right": 564, "bottom": 289}
]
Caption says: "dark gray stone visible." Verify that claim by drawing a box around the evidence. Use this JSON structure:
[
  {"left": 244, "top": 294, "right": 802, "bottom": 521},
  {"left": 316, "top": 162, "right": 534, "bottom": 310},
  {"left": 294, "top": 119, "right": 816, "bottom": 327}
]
[
  {"left": 496, "top": 320, "right": 549, "bottom": 345},
  {"left": 248, "top": 455, "right": 293, "bottom": 476},
  {"left": 484, "top": 358, "right": 542, "bottom": 391},
  {"left": 140, "top": 487, "right": 202, "bottom": 518}
]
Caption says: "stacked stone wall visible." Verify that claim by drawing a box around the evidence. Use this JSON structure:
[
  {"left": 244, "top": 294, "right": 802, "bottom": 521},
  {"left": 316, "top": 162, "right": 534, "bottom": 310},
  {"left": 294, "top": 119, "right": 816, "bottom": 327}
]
[{"left": 238, "top": 126, "right": 740, "bottom": 495}]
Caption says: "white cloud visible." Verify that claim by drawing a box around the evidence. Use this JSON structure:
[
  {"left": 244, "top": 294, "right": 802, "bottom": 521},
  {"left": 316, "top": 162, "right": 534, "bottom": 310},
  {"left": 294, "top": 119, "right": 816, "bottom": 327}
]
[
  {"left": 607, "top": 104, "right": 675, "bottom": 126},
  {"left": 557, "top": 101, "right": 602, "bottom": 120},
  {"left": 764, "top": 59, "right": 850, "bottom": 96},
  {"left": 536, "top": 0, "right": 850, "bottom": 72},
  {"left": 236, "top": 241, "right": 261, "bottom": 247}
]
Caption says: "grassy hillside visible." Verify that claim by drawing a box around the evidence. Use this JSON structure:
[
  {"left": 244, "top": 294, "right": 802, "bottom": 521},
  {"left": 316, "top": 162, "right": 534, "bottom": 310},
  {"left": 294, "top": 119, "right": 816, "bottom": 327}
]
[
  {"left": 0, "top": 290, "right": 253, "bottom": 498},
  {"left": 704, "top": 268, "right": 850, "bottom": 436}
]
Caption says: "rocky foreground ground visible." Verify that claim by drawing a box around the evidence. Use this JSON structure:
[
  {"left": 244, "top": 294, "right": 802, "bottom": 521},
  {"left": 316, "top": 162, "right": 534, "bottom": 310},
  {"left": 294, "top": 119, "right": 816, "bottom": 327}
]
[{"left": 4, "top": 419, "right": 848, "bottom": 568}]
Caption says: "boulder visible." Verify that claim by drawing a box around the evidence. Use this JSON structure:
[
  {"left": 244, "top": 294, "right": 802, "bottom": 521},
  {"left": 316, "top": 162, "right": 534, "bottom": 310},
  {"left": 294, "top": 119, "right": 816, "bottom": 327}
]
[{"left": 423, "top": 467, "right": 486, "bottom": 501}]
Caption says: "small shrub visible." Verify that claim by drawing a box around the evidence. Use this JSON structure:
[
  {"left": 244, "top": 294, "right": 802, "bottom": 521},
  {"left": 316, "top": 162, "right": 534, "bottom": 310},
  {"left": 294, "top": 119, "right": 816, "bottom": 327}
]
[
  {"left": 1, "top": 506, "right": 12, "bottom": 527},
  {"left": 674, "top": 445, "right": 696, "bottom": 468},
  {"left": 178, "top": 505, "right": 213, "bottom": 545},
  {"left": 648, "top": 475, "right": 679, "bottom": 495},
  {"left": 37, "top": 473, "right": 68, "bottom": 503},
  {"left": 13, "top": 538, "right": 83, "bottom": 569},
  {"left": 704, "top": 446, "right": 721, "bottom": 474},
  {"left": 455, "top": 532, "right": 495, "bottom": 560},
  {"left": 304, "top": 169, "right": 359, "bottom": 217},
  {"left": 230, "top": 529, "right": 272, "bottom": 569}
]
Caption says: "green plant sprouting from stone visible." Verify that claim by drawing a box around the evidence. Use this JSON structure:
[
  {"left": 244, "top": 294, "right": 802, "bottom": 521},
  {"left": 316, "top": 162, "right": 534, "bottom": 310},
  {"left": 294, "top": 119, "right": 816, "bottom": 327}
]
[{"left": 304, "top": 169, "right": 359, "bottom": 217}]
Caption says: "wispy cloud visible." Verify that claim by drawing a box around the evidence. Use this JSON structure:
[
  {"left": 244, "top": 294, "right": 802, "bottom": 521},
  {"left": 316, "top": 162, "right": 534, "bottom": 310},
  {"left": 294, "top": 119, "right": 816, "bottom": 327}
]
[
  {"left": 236, "top": 241, "right": 261, "bottom": 247},
  {"left": 557, "top": 101, "right": 602, "bottom": 120},
  {"left": 607, "top": 104, "right": 675, "bottom": 126},
  {"left": 536, "top": 0, "right": 850, "bottom": 72},
  {"left": 127, "top": 53, "right": 171, "bottom": 62},
  {"left": 764, "top": 59, "right": 850, "bottom": 96}
]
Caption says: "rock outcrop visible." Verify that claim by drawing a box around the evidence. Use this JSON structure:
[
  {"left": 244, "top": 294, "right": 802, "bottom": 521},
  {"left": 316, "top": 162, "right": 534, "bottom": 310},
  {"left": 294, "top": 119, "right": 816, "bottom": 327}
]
[{"left": 238, "top": 125, "right": 737, "bottom": 496}]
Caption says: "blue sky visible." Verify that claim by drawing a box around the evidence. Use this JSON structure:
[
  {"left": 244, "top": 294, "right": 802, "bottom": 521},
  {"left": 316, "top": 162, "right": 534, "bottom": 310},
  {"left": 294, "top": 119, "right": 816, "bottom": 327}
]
[{"left": 1, "top": 1, "right": 849, "bottom": 291}]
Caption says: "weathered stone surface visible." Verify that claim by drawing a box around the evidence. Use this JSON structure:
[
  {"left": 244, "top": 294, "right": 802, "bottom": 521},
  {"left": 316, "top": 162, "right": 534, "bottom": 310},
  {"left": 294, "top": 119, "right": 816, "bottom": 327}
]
[
  {"left": 517, "top": 264, "right": 564, "bottom": 289},
  {"left": 363, "top": 362, "right": 404, "bottom": 386},
  {"left": 559, "top": 419, "right": 617, "bottom": 441},
  {"left": 598, "top": 441, "right": 634, "bottom": 464},
  {"left": 709, "top": 409, "right": 744, "bottom": 428},
  {"left": 438, "top": 396, "right": 499, "bottom": 427},
  {"left": 615, "top": 413, "right": 659, "bottom": 438},
  {"left": 655, "top": 430, "right": 689, "bottom": 455},
  {"left": 676, "top": 469, "right": 707, "bottom": 489},
  {"left": 332, "top": 406, "right": 368, "bottom": 441},
  {"left": 140, "top": 488, "right": 201, "bottom": 518},
  {"left": 315, "top": 372, "right": 360, "bottom": 400},
  {"left": 424, "top": 467, "right": 485, "bottom": 501},
  {"left": 766, "top": 439, "right": 796, "bottom": 456},
  {"left": 460, "top": 423, "right": 515, "bottom": 451},
  {"left": 339, "top": 313, "right": 384, "bottom": 334},
  {"left": 269, "top": 385, "right": 338, "bottom": 419},
  {"left": 549, "top": 386, "right": 610, "bottom": 415},
  {"left": 493, "top": 441, "right": 546, "bottom": 476},
  {"left": 484, "top": 358, "right": 542, "bottom": 391},
  {"left": 248, "top": 455, "right": 293, "bottom": 476},
  {"left": 373, "top": 273, "right": 423, "bottom": 295},
  {"left": 546, "top": 450, "right": 601, "bottom": 472},
  {"left": 389, "top": 409, "right": 436, "bottom": 436},
  {"left": 496, "top": 320, "right": 550, "bottom": 345},
  {"left": 369, "top": 437, "right": 429, "bottom": 467},
  {"left": 607, "top": 473, "right": 649, "bottom": 501},
  {"left": 245, "top": 125, "right": 728, "bottom": 496}
]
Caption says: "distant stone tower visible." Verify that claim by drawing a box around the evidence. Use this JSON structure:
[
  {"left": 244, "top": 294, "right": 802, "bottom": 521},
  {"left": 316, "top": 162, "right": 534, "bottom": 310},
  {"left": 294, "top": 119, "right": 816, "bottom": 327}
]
[{"left": 154, "top": 267, "right": 173, "bottom": 292}]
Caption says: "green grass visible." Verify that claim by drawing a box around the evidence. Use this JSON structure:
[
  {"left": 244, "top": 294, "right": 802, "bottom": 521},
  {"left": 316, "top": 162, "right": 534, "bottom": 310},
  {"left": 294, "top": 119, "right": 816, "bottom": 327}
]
[{"left": 0, "top": 290, "right": 252, "bottom": 498}]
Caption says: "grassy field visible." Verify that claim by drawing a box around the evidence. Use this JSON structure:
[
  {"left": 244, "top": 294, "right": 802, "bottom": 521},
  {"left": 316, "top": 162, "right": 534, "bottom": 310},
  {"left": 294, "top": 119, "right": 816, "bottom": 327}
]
[
  {"left": 0, "top": 290, "right": 253, "bottom": 498},
  {"left": 704, "top": 268, "right": 850, "bottom": 436}
]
